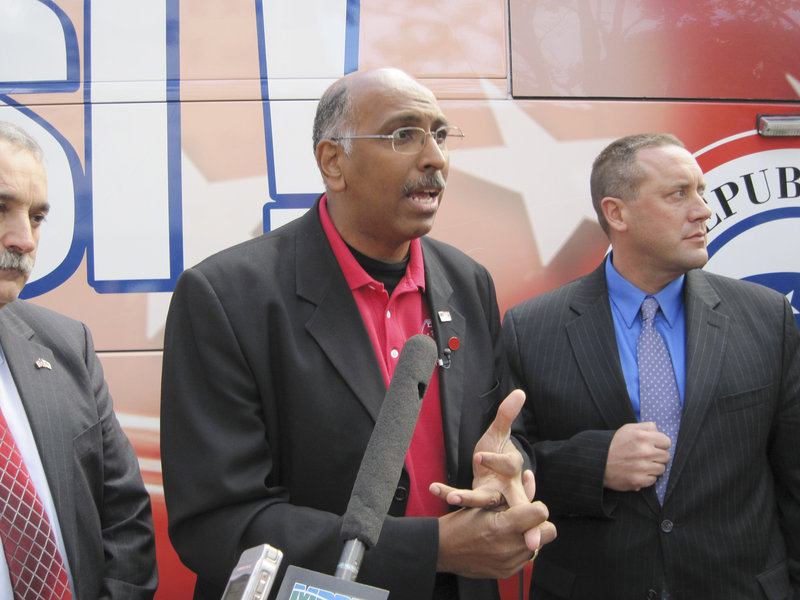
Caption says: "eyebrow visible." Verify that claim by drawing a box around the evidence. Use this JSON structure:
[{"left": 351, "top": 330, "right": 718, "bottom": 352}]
[
  {"left": 382, "top": 113, "right": 449, "bottom": 131},
  {"left": 33, "top": 201, "right": 51, "bottom": 214},
  {"left": 0, "top": 192, "right": 50, "bottom": 214},
  {"left": 679, "top": 178, "right": 706, "bottom": 190}
]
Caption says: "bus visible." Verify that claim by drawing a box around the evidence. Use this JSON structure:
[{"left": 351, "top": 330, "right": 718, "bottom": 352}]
[{"left": 1, "top": 1, "right": 798, "bottom": 597}]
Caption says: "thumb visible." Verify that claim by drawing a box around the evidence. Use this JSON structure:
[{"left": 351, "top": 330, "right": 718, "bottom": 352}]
[{"left": 489, "top": 389, "right": 526, "bottom": 435}]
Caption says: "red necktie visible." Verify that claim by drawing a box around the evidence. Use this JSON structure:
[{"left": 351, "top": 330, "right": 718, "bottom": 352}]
[{"left": 0, "top": 409, "right": 71, "bottom": 599}]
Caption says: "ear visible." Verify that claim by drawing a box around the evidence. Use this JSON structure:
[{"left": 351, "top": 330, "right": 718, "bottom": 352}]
[
  {"left": 601, "top": 196, "right": 628, "bottom": 234},
  {"left": 315, "top": 140, "right": 346, "bottom": 192}
]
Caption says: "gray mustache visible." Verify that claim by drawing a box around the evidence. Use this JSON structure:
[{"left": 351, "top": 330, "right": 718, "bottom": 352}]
[
  {"left": 0, "top": 251, "right": 34, "bottom": 276},
  {"left": 403, "top": 173, "right": 446, "bottom": 196}
]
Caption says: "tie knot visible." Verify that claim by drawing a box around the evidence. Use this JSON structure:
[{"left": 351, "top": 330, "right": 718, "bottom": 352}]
[{"left": 641, "top": 296, "right": 659, "bottom": 322}]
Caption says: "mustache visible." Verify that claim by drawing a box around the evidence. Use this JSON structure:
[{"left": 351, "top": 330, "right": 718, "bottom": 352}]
[
  {"left": 403, "top": 172, "right": 446, "bottom": 196},
  {"left": 0, "top": 250, "right": 34, "bottom": 277}
]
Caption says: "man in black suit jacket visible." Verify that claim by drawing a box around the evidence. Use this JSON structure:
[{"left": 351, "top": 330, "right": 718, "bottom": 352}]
[
  {"left": 503, "top": 133, "right": 800, "bottom": 599},
  {"left": 0, "top": 122, "right": 157, "bottom": 598},
  {"left": 161, "top": 68, "right": 554, "bottom": 600}
]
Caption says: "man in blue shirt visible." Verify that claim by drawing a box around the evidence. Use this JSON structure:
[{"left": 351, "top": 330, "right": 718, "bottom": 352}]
[{"left": 503, "top": 133, "right": 800, "bottom": 599}]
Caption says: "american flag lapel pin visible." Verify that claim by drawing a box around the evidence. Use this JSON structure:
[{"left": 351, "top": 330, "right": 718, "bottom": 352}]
[
  {"left": 35, "top": 358, "right": 52, "bottom": 370},
  {"left": 437, "top": 310, "right": 452, "bottom": 323}
]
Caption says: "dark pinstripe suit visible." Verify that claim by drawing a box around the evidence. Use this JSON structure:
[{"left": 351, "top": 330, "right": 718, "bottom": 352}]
[
  {"left": 0, "top": 300, "right": 158, "bottom": 599},
  {"left": 503, "top": 263, "right": 800, "bottom": 600}
]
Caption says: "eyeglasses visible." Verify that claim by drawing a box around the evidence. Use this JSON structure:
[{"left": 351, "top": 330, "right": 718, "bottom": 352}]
[{"left": 332, "top": 125, "right": 465, "bottom": 155}]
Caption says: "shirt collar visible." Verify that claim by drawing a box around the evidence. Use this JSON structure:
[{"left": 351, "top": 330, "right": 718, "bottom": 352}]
[
  {"left": 319, "top": 194, "right": 425, "bottom": 292},
  {"left": 605, "top": 253, "right": 684, "bottom": 328}
]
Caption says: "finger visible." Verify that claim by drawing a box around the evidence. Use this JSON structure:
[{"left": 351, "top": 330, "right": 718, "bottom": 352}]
[
  {"left": 519, "top": 508, "right": 555, "bottom": 552},
  {"left": 652, "top": 460, "right": 668, "bottom": 475},
  {"left": 473, "top": 453, "right": 529, "bottom": 506},
  {"left": 523, "top": 518, "right": 558, "bottom": 552},
  {"left": 653, "top": 433, "right": 673, "bottom": 450},
  {"left": 429, "top": 482, "right": 459, "bottom": 501},
  {"left": 430, "top": 482, "right": 504, "bottom": 508},
  {"left": 522, "top": 469, "right": 536, "bottom": 503},
  {"left": 450, "top": 488, "right": 506, "bottom": 509},
  {"left": 637, "top": 421, "right": 659, "bottom": 431},
  {"left": 490, "top": 389, "right": 526, "bottom": 436},
  {"left": 481, "top": 390, "right": 526, "bottom": 447},
  {"left": 428, "top": 481, "right": 470, "bottom": 506},
  {"left": 499, "top": 502, "right": 550, "bottom": 553},
  {"left": 474, "top": 452, "right": 522, "bottom": 478},
  {"left": 503, "top": 500, "right": 550, "bottom": 536},
  {"left": 538, "top": 520, "right": 557, "bottom": 547},
  {"left": 523, "top": 526, "right": 541, "bottom": 552},
  {"left": 502, "top": 481, "right": 531, "bottom": 509}
]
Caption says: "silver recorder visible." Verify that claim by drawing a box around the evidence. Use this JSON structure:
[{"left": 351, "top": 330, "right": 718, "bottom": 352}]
[{"left": 221, "top": 544, "right": 284, "bottom": 600}]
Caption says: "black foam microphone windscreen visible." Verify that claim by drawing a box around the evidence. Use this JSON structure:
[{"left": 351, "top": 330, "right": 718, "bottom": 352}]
[{"left": 339, "top": 333, "right": 439, "bottom": 549}]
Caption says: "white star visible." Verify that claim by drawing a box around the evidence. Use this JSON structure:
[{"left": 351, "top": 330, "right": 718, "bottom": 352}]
[
  {"left": 788, "top": 73, "right": 800, "bottom": 97},
  {"left": 449, "top": 90, "right": 610, "bottom": 266},
  {"left": 787, "top": 290, "right": 799, "bottom": 315}
]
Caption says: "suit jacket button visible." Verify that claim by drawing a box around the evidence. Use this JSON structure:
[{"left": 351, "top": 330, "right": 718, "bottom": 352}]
[
  {"left": 660, "top": 519, "right": 674, "bottom": 533},
  {"left": 394, "top": 486, "right": 408, "bottom": 502}
]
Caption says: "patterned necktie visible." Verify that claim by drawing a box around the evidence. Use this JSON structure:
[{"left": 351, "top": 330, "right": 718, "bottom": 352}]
[
  {"left": 0, "top": 409, "right": 71, "bottom": 599},
  {"left": 637, "top": 296, "right": 682, "bottom": 504}
]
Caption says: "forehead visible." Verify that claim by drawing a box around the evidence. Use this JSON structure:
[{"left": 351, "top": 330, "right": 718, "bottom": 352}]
[
  {"left": 350, "top": 73, "right": 446, "bottom": 130},
  {"left": 636, "top": 144, "right": 703, "bottom": 181},
  {"left": 0, "top": 140, "right": 48, "bottom": 200}
]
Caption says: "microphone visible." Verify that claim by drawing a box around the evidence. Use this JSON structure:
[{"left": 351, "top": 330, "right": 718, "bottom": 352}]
[
  {"left": 339, "top": 333, "right": 439, "bottom": 553},
  {"left": 274, "top": 333, "right": 439, "bottom": 599}
]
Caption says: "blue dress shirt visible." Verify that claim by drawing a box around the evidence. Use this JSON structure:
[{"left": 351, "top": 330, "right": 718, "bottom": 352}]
[{"left": 605, "top": 255, "right": 687, "bottom": 420}]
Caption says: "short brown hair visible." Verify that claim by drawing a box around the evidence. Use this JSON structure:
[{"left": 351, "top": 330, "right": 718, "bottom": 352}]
[{"left": 590, "top": 133, "right": 684, "bottom": 234}]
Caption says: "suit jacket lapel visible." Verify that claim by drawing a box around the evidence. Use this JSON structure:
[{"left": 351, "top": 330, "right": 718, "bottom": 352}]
[
  {"left": 566, "top": 264, "right": 636, "bottom": 429},
  {"left": 419, "top": 243, "right": 463, "bottom": 477},
  {"left": 666, "top": 270, "right": 727, "bottom": 498},
  {"left": 295, "top": 207, "right": 387, "bottom": 422}
]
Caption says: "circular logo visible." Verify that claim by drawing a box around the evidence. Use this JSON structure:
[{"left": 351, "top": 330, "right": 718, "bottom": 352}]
[{"left": 698, "top": 132, "right": 800, "bottom": 325}]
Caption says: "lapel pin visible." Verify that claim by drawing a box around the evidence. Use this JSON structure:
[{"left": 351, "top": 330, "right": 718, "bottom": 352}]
[
  {"left": 437, "top": 310, "right": 452, "bottom": 323},
  {"left": 35, "top": 358, "right": 52, "bottom": 370},
  {"left": 448, "top": 336, "right": 460, "bottom": 351}
]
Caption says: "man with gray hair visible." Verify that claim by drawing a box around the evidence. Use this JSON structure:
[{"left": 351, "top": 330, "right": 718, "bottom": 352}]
[
  {"left": 161, "top": 68, "right": 555, "bottom": 600},
  {"left": 0, "top": 121, "right": 157, "bottom": 598}
]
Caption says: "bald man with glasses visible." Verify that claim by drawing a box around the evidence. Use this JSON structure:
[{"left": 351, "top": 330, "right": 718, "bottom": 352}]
[{"left": 161, "top": 68, "right": 555, "bottom": 600}]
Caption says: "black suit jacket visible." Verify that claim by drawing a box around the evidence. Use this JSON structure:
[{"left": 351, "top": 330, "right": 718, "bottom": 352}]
[
  {"left": 503, "top": 262, "right": 800, "bottom": 600},
  {"left": 160, "top": 202, "right": 522, "bottom": 600},
  {"left": 0, "top": 300, "right": 157, "bottom": 599}
]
